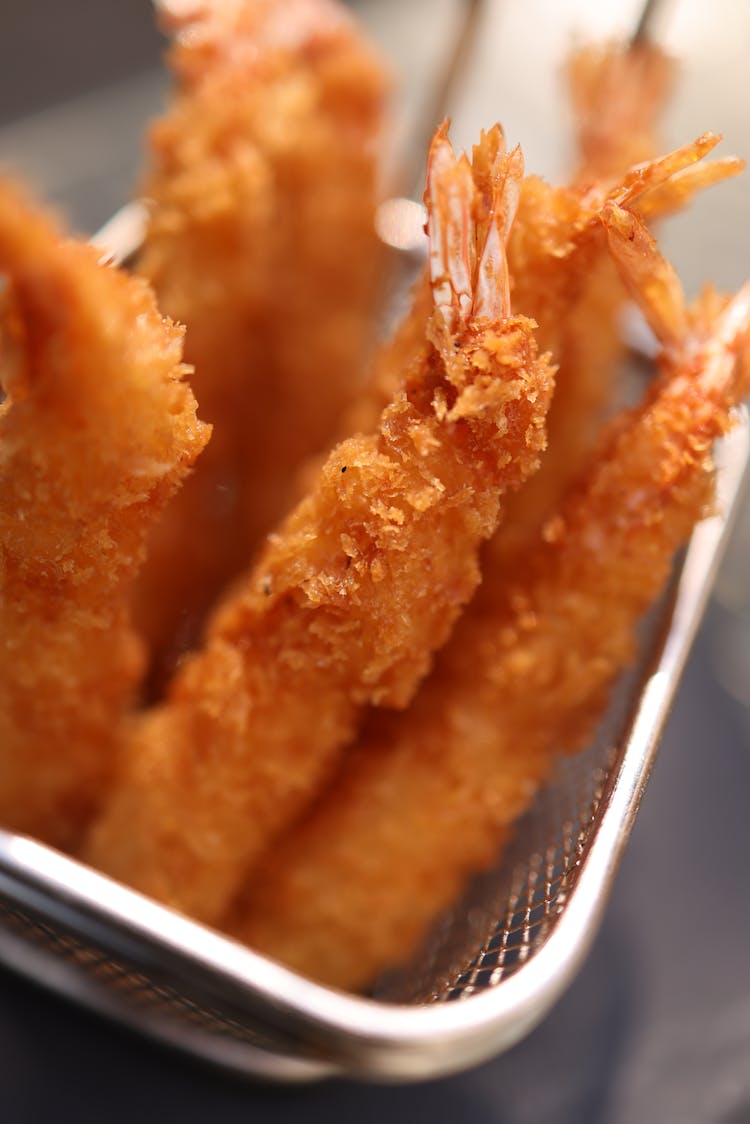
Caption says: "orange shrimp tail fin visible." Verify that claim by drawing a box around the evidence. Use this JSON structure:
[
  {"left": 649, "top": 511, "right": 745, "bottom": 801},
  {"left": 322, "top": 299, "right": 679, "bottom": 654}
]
[
  {"left": 425, "top": 122, "right": 524, "bottom": 336},
  {"left": 636, "top": 155, "right": 746, "bottom": 220},
  {"left": 566, "top": 40, "right": 677, "bottom": 181},
  {"left": 603, "top": 201, "right": 687, "bottom": 349},
  {"left": 605, "top": 199, "right": 750, "bottom": 403},
  {"left": 426, "top": 124, "right": 477, "bottom": 335},
  {"left": 473, "top": 133, "right": 524, "bottom": 323},
  {"left": 615, "top": 132, "right": 722, "bottom": 208}
]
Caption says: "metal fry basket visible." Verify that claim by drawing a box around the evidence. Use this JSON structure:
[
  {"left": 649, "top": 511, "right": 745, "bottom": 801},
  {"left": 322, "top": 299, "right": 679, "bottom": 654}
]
[
  {"left": 0, "top": 416, "right": 746, "bottom": 1082},
  {"left": 1, "top": 0, "right": 748, "bottom": 1087}
]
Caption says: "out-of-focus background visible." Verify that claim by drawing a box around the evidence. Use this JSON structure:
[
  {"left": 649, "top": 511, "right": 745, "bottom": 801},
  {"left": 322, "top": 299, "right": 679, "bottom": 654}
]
[{"left": 1, "top": 1, "right": 750, "bottom": 1121}]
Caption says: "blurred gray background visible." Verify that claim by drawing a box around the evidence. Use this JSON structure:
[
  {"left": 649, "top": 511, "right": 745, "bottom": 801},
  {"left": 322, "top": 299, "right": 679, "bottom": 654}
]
[
  {"left": 0, "top": 1, "right": 162, "bottom": 126},
  {"left": 1, "top": 2, "right": 750, "bottom": 1121}
]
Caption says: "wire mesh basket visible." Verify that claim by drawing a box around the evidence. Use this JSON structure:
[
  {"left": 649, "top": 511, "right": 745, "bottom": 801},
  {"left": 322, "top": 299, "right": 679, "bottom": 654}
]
[
  {"left": 0, "top": 410, "right": 746, "bottom": 1082},
  {"left": 1, "top": 0, "right": 749, "bottom": 1087}
]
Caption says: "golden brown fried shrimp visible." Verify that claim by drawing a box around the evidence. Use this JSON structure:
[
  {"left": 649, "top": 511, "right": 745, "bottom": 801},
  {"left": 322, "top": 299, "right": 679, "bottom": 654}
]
[
  {"left": 490, "top": 128, "right": 741, "bottom": 561},
  {"left": 84, "top": 125, "right": 556, "bottom": 925},
  {"left": 494, "top": 38, "right": 676, "bottom": 558},
  {"left": 566, "top": 39, "right": 676, "bottom": 183},
  {"left": 340, "top": 40, "right": 674, "bottom": 489},
  {"left": 227, "top": 212, "right": 750, "bottom": 992},
  {"left": 0, "top": 182, "right": 208, "bottom": 850},
  {"left": 339, "top": 136, "right": 742, "bottom": 568},
  {"left": 132, "top": 0, "right": 390, "bottom": 688}
]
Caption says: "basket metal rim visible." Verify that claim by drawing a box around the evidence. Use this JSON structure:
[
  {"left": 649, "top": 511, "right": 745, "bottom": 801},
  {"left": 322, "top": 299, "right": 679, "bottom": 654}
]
[{"left": 0, "top": 410, "right": 746, "bottom": 1082}]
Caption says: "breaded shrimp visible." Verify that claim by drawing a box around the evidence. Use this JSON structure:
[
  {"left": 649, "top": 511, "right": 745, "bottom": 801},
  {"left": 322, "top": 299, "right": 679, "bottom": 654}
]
[
  {"left": 489, "top": 135, "right": 742, "bottom": 563},
  {"left": 492, "top": 37, "right": 676, "bottom": 560},
  {"left": 342, "top": 37, "right": 675, "bottom": 449},
  {"left": 0, "top": 182, "right": 208, "bottom": 850},
  {"left": 132, "top": 0, "right": 390, "bottom": 689},
  {"left": 227, "top": 211, "right": 750, "bottom": 992},
  {"left": 566, "top": 38, "right": 676, "bottom": 183},
  {"left": 341, "top": 127, "right": 742, "bottom": 567},
  {"left": 84, "top": 125, "right": 556, "bottom": 924}
]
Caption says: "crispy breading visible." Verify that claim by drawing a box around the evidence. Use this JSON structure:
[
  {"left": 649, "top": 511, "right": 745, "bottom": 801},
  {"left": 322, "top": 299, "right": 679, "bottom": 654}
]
[
  {"left": 337, "top": 133, "right": 743, "bottom": 570},
  {"left": 337, "top": 35, "right": 717, "bottom": 566},
  {"left": 0, "top": 182, "right": 209, "bottom": 849},
  {"left": 84, "top": 126, "right": 556, "bottom": 924},
  {"left": 132, "top": 0, "right": 390, "bottom": 690},
  {"left": 226, "top": 213, "right": 750, "bottom": 992}
]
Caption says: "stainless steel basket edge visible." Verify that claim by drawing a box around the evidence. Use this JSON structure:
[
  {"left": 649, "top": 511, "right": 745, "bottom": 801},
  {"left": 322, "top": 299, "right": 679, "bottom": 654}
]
[{"left": 0, "top": 410, "right": 746, "bottom": 1084}]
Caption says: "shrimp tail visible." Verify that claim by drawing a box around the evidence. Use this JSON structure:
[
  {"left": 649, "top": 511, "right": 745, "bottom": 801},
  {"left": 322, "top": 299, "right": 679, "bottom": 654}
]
[
  {"left": 603, "top": 200, "right": 688, "bottom": 349},
  {"left": 426, "top": 122, "right": 524, "bottom": 336},
  {"left": 636, "top": 155, "right": 746, "bottom": 219},
  {"left": 605, "top": 199, "right": 750, "bottom": 405},
  {"left": 616, "top": 132, "right": 722, "bottom": 206}
]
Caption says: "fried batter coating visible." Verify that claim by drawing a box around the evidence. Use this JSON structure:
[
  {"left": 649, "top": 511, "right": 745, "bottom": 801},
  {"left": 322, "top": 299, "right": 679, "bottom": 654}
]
[
  {"left": 492, "top": 38, "right": 675, "bottom": 560},
  {"left": 344, "top": 135, "right": 742, "bottom": 567},
  {"left": 132, "top": 0, "right": 390, "bottom": 688},
  {"left": 484, "top": 115, "right": 740, "bottom": 557},
  {"left": 338, "top": 33, "right": 703, "bottom": 559},
  {"left": 308, "top": 55, "right": 741, "bottom": 586},
  {"left": 84, "top": 126, "right": 556, "bottom": 924},
  {"left": 227, "top": 213, "right": 750, "bottom": 992},
  {"left": 0, "top": 182, "right": 208, "bottom": 849}
]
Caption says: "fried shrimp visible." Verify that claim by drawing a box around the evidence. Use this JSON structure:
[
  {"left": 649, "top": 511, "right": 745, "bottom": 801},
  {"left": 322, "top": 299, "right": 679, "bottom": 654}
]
[
  {"left": 490, "top": 132, "right": 742, "bottom": 563},
  {"left": 493, "top": 37, "right": 677, "bottom": 559},
  {"left": 0, "top": 182, "right": 208, "bottom": 850},
  {"left": 566, "top": 38, "right": 676, "bottom": 183},
  {"left": 358, "top": 36, "right": 680, "bottom": 449},
  {"left": 84, "top": 125, "right": 556, "bottom": 925},
  {"left": 338, "top": 135, "right": 742, "bottom": 566},
  {"left": 131, "top": 0, "right": 390, "bottom": 689},
  {"left": 227, "top": 212, "right": 750, "bottom": 992}
]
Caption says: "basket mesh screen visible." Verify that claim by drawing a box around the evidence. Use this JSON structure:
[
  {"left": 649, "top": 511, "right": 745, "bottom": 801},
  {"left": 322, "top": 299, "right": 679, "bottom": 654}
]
[
  {"left": 375, "top": 605, "right": 653, "bottom": 1005},
  {"left": 0, "top": 596, "right": 665, "bottom": 1066},
  {"left": 374, "top": 742, "right": 612, "bottom": 1004},
  {"left": 0, "top": 742, "right": 608, "bottom": 1043},
  {"left": 0, "top": 898, "right": 291, "bottom": 1054}
]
